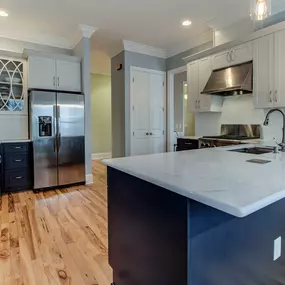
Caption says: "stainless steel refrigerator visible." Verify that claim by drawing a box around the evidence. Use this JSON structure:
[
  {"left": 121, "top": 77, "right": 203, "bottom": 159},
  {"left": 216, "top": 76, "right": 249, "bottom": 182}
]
[{"left": 29, "top": 90, "right": 85, "bottom": 190}]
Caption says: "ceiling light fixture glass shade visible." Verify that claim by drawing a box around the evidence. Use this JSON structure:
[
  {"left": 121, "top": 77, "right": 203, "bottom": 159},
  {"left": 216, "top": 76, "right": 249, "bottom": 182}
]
[
  {"left": 0, "top": 10, "right": 8, "bottom": 17},
  {"left": 250, "top": 0, "right": 271, "bottom": 21}
]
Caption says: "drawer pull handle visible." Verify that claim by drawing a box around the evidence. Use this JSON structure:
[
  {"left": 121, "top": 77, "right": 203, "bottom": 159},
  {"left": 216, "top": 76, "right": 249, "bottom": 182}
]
[
  {"left": 15, "top": 147, "right": 22, "bottom": 149},
  {"left": 185, "top": 143, "right": 193, "bottom": 145},
  {"left": 15, "top": 176, "right": 23, "bottom": 179},
  {"left": 15, "top": 160, "right": 22, "bottom": 162}
]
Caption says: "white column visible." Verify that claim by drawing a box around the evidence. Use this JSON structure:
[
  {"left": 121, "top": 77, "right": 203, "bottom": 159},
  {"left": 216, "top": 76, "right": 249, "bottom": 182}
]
[{"left": 73, "top": 25, "right": 96, "bottom": 184}]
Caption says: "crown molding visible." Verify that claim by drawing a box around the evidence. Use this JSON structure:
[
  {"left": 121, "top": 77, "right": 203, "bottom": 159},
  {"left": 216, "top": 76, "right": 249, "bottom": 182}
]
[
  {"left": 72, "top": 24, "right": 97, "bottom": 49},
  {"left": 123, "top": 40, "right": 166, "bottom": 58},
  {"left": 79, "top": 24, "right": 97, "bottom": 38}
]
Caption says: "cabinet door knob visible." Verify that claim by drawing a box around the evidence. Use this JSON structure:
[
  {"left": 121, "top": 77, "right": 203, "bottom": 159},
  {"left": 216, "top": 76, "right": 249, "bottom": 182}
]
[
  {"left": 53, "top": 77, "right": 56, "bottom": 86},
  {"left": 150, "top": 132, "right": 153, "bottom": 136},
  {"left": 57, "top": 77, "right": 60, "bottom": 87},
  {"left": 146, "top": 132, "right": 149, "bottom": 136}
]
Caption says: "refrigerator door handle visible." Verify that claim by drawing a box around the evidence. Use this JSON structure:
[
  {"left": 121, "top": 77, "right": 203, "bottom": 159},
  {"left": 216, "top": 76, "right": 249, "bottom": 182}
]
[
  {"left": 53, "top": 105, "right": 57, "bottom": 152},
  {"left": 57, "top": 105, "right": 61, "bottom": 152}
]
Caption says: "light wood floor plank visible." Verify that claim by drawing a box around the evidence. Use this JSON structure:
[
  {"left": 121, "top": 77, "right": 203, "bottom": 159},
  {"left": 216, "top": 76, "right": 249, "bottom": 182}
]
[{"left": 0, "top": 160, "right": 112, "bottom": 285}]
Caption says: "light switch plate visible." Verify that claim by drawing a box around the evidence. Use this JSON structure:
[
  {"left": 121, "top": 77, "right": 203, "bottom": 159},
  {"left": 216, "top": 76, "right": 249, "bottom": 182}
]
[{"left": 274, "top": 237, "right": 282, "bottom": 261}]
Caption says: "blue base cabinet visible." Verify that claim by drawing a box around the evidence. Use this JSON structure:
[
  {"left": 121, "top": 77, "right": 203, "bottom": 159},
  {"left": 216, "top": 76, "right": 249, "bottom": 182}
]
[
  {"left": 107, "top": 167, "right": 285, "bottom": 285},
  {"left": 1, "top": 142, "right": 33, "bottom": 193}
]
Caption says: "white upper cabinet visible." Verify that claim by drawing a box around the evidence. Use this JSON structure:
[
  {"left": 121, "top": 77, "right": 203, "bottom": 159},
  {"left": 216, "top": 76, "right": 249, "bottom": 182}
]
[
  {"left": 198, "top": 57, "right": 213, "bottom": 111},
  {"left": 56, "top": 60, "right": 81, "bottom": 92},
  {"left": 230, "top": 43, "right": 253, "bottom": 65},
  {"left": 254, "top": 31, "right": 285, "bottom": 109},
  {"left": 212, "top": 42, "right": 253, "bottom": 70},
  {"left": 187, "top": 57, "right": 222, "bottom": 113},
  {"left": 187, "top": 61, "right": 199, "bottom": 113},
  {"left": 212, "top": 50, "right": 231, "bottom": 70},
  {"left": 253, "top": 34, "right": 275, "bottom": 108},
  {"left": 274, "top": 30, "right": 285, "bottom": 108},
  {"left": 28, "top": 55, "right": 81, "bottom": 92},
  {"left": 28, "top": 56, "right": 56, "bottom": 90}
]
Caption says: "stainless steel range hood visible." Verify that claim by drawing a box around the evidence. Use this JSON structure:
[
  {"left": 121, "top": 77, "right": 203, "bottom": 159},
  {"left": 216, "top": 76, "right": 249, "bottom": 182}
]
[{"left": 201, "top": 61, "right": 253, "bottom": 96}]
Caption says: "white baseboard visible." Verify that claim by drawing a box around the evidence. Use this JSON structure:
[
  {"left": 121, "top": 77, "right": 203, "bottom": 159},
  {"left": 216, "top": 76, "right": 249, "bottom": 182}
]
[
  {"left": 86, "top": 174, "right": 94, "bottom": 185},
  {"left": 92, "top": 152, "right": 112, "bottom": 160}
]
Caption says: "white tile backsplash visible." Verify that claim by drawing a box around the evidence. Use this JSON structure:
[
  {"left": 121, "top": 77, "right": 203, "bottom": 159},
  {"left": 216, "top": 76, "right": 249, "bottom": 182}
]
[{"left": 195, "top": 95, "right": 284, "bottom": 142}]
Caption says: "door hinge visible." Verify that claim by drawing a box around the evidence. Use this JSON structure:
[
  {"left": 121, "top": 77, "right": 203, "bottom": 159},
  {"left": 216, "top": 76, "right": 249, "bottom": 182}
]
[
  {"left": 133, "top": 77, "right": 135, "bottom": 82},
  {"left": 133, "top": 132, "right": 135, "bottom": 136},
  {"left": 162, "top": 108, "right": 165, "bottom": 112},
  {"left": 163, "top": 81, "right": 165, "bottom": 86},
  {"left": 163, "top": 131, "right": 165, "bottom": 135},
  {"left": 133, "top": 105, "right": 135, "bottom": 111}
]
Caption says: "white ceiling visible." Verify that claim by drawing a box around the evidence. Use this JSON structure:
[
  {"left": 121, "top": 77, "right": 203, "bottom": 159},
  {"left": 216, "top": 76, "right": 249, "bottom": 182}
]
[{"left": 1, "top": 0, "right": 285, "bottom": 56}]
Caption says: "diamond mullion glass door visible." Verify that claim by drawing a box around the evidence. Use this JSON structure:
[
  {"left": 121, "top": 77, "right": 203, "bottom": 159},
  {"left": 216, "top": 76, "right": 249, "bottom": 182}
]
[{"left": 0, "top": 58, "right": 24, "bottom": 111}]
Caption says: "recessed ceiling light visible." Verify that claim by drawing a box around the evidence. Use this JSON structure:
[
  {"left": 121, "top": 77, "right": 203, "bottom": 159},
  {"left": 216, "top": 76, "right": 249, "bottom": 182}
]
[
  {"left": 182, "top": 20, "right": 192, "bottom": 27},
  {"left": 0, "top": 10, "right": 8, "bottom": 17}
]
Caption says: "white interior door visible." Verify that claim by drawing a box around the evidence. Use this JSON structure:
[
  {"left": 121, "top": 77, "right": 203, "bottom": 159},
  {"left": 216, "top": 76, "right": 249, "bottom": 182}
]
[
  {"left": 131, "top": 70, "right": 150, "bottom": 156},
  {"left": 149, "top": 73, "right": 165, "bottom": 154}
]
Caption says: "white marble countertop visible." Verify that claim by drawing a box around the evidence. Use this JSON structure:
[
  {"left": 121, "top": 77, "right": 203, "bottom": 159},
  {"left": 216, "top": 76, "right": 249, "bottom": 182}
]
[
  {"left": 178, "top": 136, "right": 201, "bottom": 140},
  {"left": 103, "top": 143, "right": 285, "bottom": 218},
  {"left": 0, "top": 139, "right": 31, "bottom": 143}
]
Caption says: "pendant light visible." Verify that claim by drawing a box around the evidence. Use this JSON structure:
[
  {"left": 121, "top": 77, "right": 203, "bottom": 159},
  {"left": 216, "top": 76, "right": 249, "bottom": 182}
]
[{"left": 250, "top": 0, "right": 271, "bottom": 21}]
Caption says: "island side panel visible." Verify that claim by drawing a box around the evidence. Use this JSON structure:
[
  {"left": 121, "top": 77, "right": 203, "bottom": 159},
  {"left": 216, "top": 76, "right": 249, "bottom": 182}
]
[
  {"left": 107, "top": 167, "right": 188, "bottom": 285},
  {"left": 188, "top": 199, "right": 285, "bottom": 285}
]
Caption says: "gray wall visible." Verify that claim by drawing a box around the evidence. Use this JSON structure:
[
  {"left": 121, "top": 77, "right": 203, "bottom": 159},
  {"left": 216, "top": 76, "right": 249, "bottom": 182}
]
[
  {"left": 166, "top": 41, "right": 213, "bottom": 71},
  {"left": 111, "top": 51, "right": 126, "bottom": 158},
  {"left": 111, "top": 51, "right": 166, "bottom": 158},
  {"left": 0, "top": 37, "right": 72, "bottom": 56},
  {"left": 73, "top": 38, "right": 93, "bottom": 180}
]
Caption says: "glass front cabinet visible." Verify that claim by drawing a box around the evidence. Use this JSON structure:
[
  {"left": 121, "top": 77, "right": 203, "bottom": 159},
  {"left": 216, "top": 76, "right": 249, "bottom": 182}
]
[{"left": 0, "top": 57, "right": 26, "bottom": 113}]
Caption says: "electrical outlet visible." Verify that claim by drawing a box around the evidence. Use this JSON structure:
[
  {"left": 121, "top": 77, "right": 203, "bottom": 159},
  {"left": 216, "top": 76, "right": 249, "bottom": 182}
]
[{"left": 274, "top": 237, "right": 281, "bottom": 261}]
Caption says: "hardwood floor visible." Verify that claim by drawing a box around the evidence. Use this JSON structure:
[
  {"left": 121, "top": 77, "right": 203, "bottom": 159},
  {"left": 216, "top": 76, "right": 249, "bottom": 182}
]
[{"left": 0, "top": 160, "right": 112, "bottom": 285}]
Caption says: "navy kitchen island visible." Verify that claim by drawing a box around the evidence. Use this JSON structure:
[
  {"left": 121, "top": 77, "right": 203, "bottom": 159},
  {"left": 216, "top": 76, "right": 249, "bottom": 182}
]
[{"left": 105, "top": 148, "right": 285, "bottom": 285}]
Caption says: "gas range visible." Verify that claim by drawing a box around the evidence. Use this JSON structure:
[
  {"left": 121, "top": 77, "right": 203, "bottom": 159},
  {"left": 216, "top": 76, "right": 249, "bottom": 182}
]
[{"left": 199, "top": 124, "right": 261, "bottom": 149}]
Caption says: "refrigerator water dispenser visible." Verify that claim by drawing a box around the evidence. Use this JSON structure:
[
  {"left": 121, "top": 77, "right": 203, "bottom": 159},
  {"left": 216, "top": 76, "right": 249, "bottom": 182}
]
[{"left": 38, "top": 116, "right": 52, "bottom": 137}]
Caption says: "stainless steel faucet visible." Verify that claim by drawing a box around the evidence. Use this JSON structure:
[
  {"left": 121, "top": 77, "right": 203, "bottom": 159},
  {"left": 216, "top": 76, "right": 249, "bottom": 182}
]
[{"left": 263, "top": 108, "right": 285, "bottom": 152}]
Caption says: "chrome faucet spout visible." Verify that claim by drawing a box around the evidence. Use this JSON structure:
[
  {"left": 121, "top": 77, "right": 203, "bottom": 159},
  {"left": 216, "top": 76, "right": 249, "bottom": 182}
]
[{"left": 263, "top": 108, "right": 285, "bottom": 152}]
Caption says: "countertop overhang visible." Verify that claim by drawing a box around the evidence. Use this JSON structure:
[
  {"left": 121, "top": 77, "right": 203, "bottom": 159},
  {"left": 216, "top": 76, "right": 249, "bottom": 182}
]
[{"left": 103, "top": 142, "right": 284, "bottom": 218}]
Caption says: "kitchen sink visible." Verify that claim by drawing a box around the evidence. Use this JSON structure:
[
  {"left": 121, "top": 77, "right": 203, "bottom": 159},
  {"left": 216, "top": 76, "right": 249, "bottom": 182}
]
[{"left": 229, "top": 147, "right": 274, "bottom": 155}]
